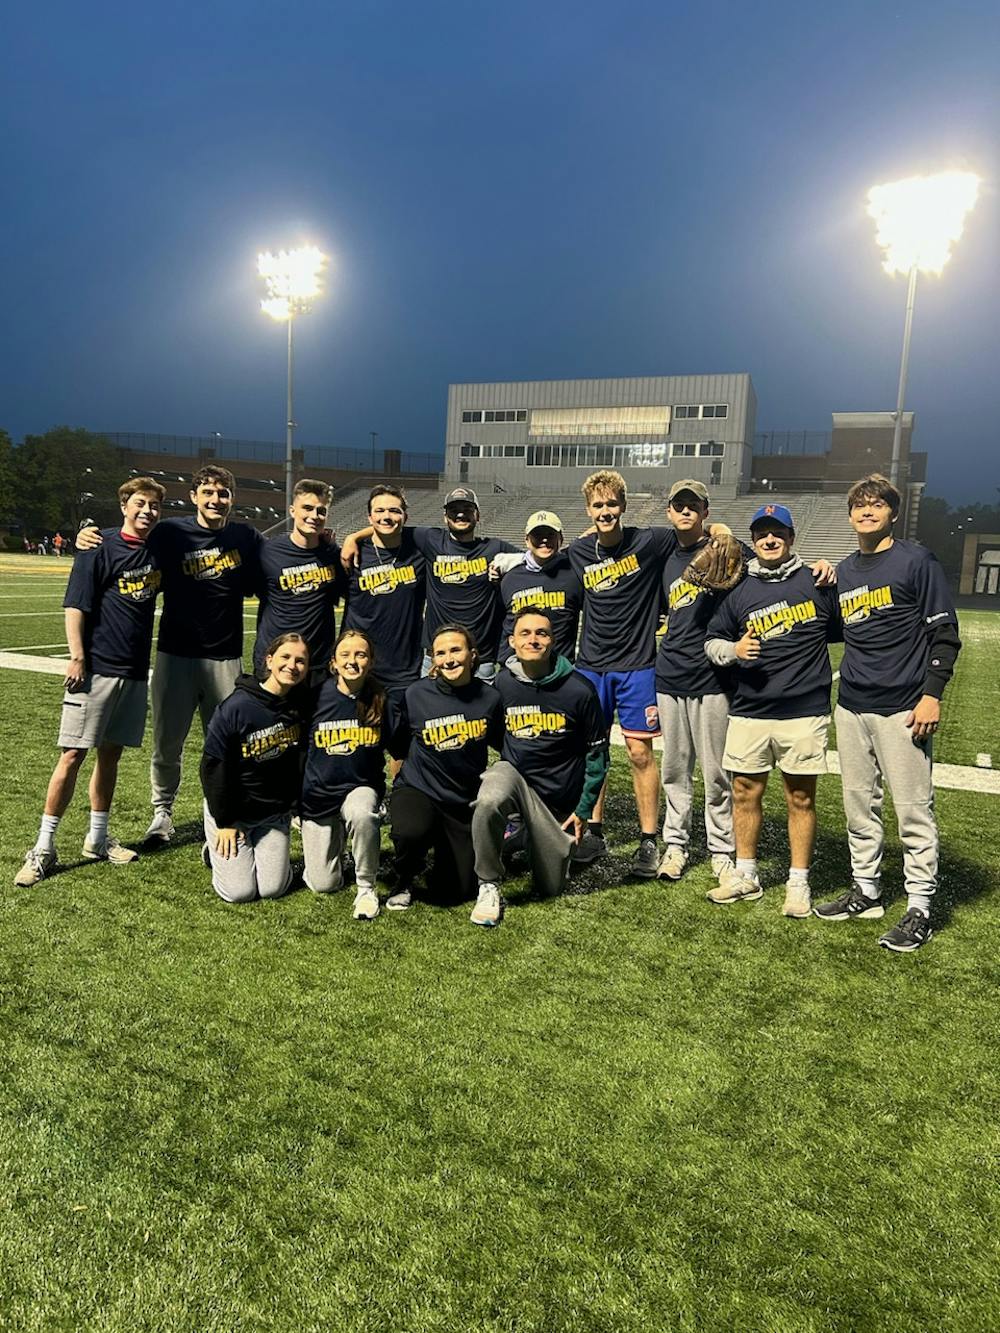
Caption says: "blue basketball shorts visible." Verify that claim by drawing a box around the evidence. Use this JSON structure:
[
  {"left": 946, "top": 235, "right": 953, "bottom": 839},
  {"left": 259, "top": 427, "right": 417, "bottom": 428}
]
[{"left": 575, "top": 667, "right": 660, "bottom": 738}]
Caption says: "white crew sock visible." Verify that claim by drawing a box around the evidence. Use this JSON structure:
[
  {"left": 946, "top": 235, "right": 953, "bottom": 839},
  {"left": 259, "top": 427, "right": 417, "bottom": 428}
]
[
  {"left": 736, "top": 858, "right": 758, "bottom": 881},
  {"left": 89, "top": 811, "right": 110, "bottom": 846},
  {"left": 906, "top": 892, "right": 932, "bottom": 916},
  {"left": 856, "top": 876, "right": 881, "bottom": 900},
  {"left": 788, "top": 867, "right": 810, "bottom": 887},
  {"left": 35, "top": 814, "right": 61, "bottom": 855}
]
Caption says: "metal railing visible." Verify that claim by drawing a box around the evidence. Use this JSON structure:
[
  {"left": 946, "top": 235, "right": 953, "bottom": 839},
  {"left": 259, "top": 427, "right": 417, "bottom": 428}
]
[{"left": 104, "top": 431, "right": 443, "bottom": 474}]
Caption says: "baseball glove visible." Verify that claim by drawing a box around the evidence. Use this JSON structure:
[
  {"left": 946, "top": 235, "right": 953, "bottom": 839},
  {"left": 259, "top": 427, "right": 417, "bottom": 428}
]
[{"left": 683, "top": 533, "right": 745, "bottom": 592}]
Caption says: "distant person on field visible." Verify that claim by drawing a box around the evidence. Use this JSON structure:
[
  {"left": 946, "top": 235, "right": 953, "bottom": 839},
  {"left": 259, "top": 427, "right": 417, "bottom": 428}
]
[
  {"left": 14, "top": 477, "right": 165, "bottom": 887},
  {"left": 813, "top": 474, "right": 961, "bottom": 953}
]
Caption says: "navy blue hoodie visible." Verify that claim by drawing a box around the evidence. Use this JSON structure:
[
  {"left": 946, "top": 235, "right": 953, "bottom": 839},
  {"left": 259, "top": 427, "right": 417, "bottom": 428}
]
[{"left": 200, "top": 675, "right": 305, "bottom": 827}]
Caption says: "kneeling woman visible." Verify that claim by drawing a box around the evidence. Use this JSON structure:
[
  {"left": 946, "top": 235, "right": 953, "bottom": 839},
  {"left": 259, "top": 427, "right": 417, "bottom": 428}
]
[
  {"left": 301, "top": 629, "right": 393, "bottom": 920},
  {"left": 388, "top": 623, "right": 503, "bottom": 920},
  {"left": 200, "top": 633, "right": 309, "bottom": 903}
]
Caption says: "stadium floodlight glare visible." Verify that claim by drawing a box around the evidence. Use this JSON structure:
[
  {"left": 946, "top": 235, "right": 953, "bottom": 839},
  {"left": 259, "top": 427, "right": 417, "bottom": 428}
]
[
  {"left": 256, "top": 245, "right": 328, "bottom": 521},
  {"left": 866, "top": 171, "right": 981, "bottom": 487}
]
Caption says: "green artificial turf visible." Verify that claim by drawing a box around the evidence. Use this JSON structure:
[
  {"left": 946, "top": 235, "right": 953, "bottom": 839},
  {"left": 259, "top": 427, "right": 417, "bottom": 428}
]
[{"left": 2, "top": 659, "right": 1000, "bottom": 1332}]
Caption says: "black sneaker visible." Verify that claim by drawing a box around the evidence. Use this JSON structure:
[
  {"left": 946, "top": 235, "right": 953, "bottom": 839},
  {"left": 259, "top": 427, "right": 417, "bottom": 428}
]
[
  {"left": 813, "top": 885, "right": 885, "bottom": 921},
  {"left": 879, "top": 909, "right": 933, "bottom": 953},
  {"left": 570, "top": 830, "right": 608, "bottom": 866},
  {"left": 630, "top": 839, "right": 659, "bottom": 880}
]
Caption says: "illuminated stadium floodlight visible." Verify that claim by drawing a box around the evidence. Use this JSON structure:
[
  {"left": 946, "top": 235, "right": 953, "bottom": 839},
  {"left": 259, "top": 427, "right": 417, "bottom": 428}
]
[
  {"left": 866, "top": 171, "right": 980, "bottom": 486},
  {"left": 256, "top": 246, "right": 328, "bottom": 520}
]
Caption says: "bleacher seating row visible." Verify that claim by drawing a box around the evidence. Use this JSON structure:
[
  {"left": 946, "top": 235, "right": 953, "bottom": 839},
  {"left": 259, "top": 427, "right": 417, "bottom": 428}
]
[{"left": 323, "top": 484, "right": 859, "bottom": 564}]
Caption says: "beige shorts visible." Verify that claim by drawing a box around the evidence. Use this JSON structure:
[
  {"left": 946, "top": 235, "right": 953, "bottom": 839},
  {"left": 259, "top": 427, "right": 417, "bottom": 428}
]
[
  {"left": 57, "top": 674, "right": 149, "bottom": 750},
  {"left": 723, "top": 713, "right": 830, "bottom": 776}
]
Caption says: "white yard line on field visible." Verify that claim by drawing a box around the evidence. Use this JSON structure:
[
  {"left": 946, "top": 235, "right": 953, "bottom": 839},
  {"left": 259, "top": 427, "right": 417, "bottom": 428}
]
[{"left": 607, "top": 724, "right": 1000, "bottom": 796}]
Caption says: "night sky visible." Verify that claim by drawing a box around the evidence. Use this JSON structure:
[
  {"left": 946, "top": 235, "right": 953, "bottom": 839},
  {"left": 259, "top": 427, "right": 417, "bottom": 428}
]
[{"left": 3, "top": 0, "right": 997, "bottom": 501}]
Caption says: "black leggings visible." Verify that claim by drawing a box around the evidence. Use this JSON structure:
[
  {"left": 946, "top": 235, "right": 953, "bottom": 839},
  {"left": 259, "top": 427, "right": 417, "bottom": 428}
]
[{"left": 389, "top": 785, "right": 475, "bottom": 901}]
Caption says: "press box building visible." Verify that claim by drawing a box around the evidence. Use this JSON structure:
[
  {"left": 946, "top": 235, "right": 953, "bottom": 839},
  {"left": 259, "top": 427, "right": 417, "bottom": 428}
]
[{"left": 444, "top": 374, "right": 756, "bottom": 497}]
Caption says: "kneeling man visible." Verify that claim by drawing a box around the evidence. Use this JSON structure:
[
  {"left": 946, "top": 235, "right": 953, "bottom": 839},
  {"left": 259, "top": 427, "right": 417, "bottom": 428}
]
[{"left": 471, "top": 607, "right": 609, "bottom": 924}]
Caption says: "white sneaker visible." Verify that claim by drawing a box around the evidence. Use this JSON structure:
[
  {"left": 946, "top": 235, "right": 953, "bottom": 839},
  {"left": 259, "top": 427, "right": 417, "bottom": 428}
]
[
  {"left": 781, "top": 881, "right": 812, "bottom": 918},
  {"left": 470, "top": 882, "right": 502, "bottom": 927},
  {"left": 352, "top": 887, "right": 380, "bottom": 920},
  {"left": 711, "top": 853, "right": 738, "bottom": 887},
  {"left": 706, "top": 870, "right": 763, "bottom": 905},
  {"left": 14, "top": 847, "right": 57, "bottom": 887},
  {"left": 386, "top": 886, "right": 413, "bottom": 911},
  {"left": 82, "top": 836, "right": 138, "bottom": 865},
  {"left": 657, "top": 846, "right": 689, "bottom": 880},
  {"left": 143, "top": 810, "right": 175, "bottom": 844}
]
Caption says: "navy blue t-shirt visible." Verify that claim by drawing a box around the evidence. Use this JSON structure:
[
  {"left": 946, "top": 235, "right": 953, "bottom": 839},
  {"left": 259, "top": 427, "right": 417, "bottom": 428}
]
[
  {"left": 253, "top": 535, "right": 345, "bottom": 675},
  {"left": 837, "top": 540, "right": 959, "bottom": 716},
  {"left": 151, "top": 516, "right": 264, "bottom": 661},
  {"left": 300, "top": 676, "right": 396, "bottom": 817},
  {"left": 201, "top": 676, "right": 304, "bottom": 827},
  {"left": 64, "top": 532, "right": 162, "bottom": 679},
  {"left": 342, "top": 533, "right": 427, "bottom": 689},
  {"left": 706, "top": 567, "right": 839, "bottom": 719},
  {"left": 411, "top": 528, "right": 517, "bottom": 661},
  {"left": 392, "top": 675, "right": 503, "bottom": 807},
  {"left": 499, "top": 555, "right": 583, "bottom": 664},
  {"left": 495, "top": 661, "right": 607, "bottom": 814},
  {"left": 567, "top": 526, "right": 678, "bottom": 672},
  {"left": 655, "top": 537, "right": 749, "bottom": 698}
]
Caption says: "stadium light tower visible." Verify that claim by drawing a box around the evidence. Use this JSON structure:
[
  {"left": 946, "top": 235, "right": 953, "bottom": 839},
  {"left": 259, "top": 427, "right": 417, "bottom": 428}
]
[
  {"left": 866, "top": 171, "right": 980, "bottom": 487},
  {"left": 256, "top": 245, "right": 328, "bottom": 522}
]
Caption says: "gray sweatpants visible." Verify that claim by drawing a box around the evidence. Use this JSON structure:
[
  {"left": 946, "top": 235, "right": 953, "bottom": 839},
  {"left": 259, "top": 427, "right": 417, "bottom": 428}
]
[
  {"left": 151, "top": 652, "right": 241, "bottom": 811},
  {"left": 203, "top": 804, "right": 293, "bottom": 904},
  {"left": 301, "top": 787, "right": 381, "bottom": 894},
  {"left": 656, "top": 691, "right": 734, "bottom": 854},
  {"left": 835, "top": 704, "right": 938, "bottom": 895},
  {"left": 472, "top": 761, "right": 573, "bottom": 897}
]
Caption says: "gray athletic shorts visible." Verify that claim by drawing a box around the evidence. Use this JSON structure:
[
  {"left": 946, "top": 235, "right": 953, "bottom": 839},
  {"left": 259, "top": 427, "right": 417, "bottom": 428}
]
[{"left": 57, "top": 674, "right": 148, "bottom": 750}]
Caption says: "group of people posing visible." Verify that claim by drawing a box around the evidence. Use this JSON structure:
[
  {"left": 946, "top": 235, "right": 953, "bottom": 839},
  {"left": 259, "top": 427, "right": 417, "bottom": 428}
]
[{"left": 14, "top": 463, "right": 960, "bottom": 951}]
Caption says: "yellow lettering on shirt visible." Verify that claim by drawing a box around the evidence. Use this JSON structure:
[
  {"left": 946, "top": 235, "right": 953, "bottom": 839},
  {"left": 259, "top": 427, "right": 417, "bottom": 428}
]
[
  {"left": 313, "top": 721, "right": 380, "bottom": 755},
  {"left": 504, "top": 705, "right": 568, "bottom": 739},
  {"left": 839, "top": 584, "right": 894, "bottom": 625},
  {"left": 668, "top": 578, "right": 703, "bottom": 612},
  {"left": 358, "top": 564, "right": 418, "bottom": 596},
  {"left": 510, "top": 588, "right": 567, "bottom": 613},
  {"left": 421, "top": 713, "right": 488, "bottom": 750},
  {"left": 182, "top": 548, "right": 242, "bottom": 581},
  {"left": 747, "top": 599, "right": 818, "bottom": 641},
  {"left": 240, "top": 721, "right": 300, "bottom": 760},
  {"left": 117, "top": 565, "right": 161, "bottom": 601},
  {"left": 432, "top": 556, "right": 488, "bottom": 586},
  {"left": 583, "top": 552, "right": 640, "bottom": 592},
  {"left": 279, "top": 563, "right": 334, "bottom": 594}
]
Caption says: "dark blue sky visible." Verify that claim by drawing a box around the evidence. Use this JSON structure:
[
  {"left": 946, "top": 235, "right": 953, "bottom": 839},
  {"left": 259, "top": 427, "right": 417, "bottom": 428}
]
[{"left": 3, "top": 0, "right": 997, "bottom": 500}]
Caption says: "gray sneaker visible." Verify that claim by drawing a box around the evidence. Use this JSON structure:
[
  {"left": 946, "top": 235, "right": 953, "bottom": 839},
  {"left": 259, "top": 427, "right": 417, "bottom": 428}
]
[
  {"left": 470, "top": 882, "right": 502, "bottom": 927},
  {"left": 352, "top": 887, "right": 380, "bottom": 920},
  {"left": 630, "top": 839, "right": 660, "bottom": 880},
  {"left": 82, "top": 836, "right": 138, "bottom": 865},
  {"left": 570, "top": 830, "right": 608, "bottom": 866},
  {"left": 385, "top": 886, "right": 413, "bottom": 911},
  {"left": 143, "top": 810, "right": 175, "bottom": 845},
  {"left": 14, "top": 847, "right": 57, "bottom": 887}
]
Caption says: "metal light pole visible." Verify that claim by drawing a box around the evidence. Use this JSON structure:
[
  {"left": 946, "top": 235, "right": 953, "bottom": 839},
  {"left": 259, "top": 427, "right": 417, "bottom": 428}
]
[
  {"left": 257, "top": 246, "right": 328, "bottom": 528},
  {"left": 889, "top": 264, "right": 918, "bottom": 488},
  {"left": 867, "top": 171, "right": 980, "bottom": 490}
]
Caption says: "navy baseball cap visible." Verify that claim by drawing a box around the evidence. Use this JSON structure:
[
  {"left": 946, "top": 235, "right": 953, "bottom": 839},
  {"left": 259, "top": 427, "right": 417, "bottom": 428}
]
[
  {"left": 444, "top": 487, "right": 479, "bottom": 509},
  {"left": 750, "top": 503, "right": 794, "bottom": 532}
]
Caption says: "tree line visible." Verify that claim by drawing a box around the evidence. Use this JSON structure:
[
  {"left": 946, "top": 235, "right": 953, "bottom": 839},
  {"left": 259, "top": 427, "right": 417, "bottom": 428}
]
[{"left": 0, "top": 427, "right": 127, "bottom": 542}]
